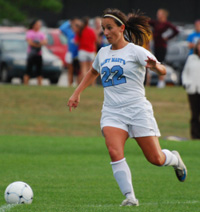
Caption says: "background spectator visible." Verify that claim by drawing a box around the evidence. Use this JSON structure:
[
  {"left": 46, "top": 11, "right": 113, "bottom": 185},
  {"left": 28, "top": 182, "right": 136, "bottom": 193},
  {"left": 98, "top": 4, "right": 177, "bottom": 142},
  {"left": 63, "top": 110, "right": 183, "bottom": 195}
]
[
  {"left": 149, "top": 8, "right": 179, "bottom": 88},
  {"left": 24, "top": 19, "right": 47, "bottom": 85},
  {"left": 187, "top": 20, "right": 200, "bottom": 55},
  {"left": 94, "top": 17, "right": 103, "bottom": 52},
  {"left": 60, "top": 18, "right": 82, "bottom": 86},
  {"left": 94, "top": 16, "right": 108, "bottom": 52},
  {"left": 75, "top": 17, "right": 97, "bottom": 82},
  {"left": 182, "top": 39, "right": 200, "bottom": 139}
]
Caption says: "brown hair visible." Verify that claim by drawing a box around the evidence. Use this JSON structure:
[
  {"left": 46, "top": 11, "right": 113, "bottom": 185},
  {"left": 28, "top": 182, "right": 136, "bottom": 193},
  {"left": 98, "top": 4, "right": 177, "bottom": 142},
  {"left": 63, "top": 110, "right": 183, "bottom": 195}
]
[
  {"left": 79, "top": 16, "right": 89, "bottom": 36},
  {"left": 102, "top": 8, "right": 152, "bottom": 46}
]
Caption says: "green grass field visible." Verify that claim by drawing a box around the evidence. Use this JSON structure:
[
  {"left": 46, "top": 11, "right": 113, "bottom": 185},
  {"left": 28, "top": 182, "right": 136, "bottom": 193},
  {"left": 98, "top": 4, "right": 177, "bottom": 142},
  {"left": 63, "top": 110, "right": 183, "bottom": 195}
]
[{"left": 0, "top": 85, "right": 200, "bottom": 212}]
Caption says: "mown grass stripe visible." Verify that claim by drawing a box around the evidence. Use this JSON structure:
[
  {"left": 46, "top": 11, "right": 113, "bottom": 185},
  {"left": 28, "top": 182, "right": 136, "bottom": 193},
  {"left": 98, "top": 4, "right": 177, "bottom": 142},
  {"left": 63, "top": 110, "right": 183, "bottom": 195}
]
[{"left": 0, "top": 204, "right": 17, "bottom": 212}]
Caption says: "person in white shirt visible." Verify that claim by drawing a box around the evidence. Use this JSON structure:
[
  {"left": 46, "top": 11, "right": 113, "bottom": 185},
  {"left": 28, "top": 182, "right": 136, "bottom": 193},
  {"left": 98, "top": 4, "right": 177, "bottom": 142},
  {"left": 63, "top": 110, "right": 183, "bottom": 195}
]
[
  {"left": 68, "top": 8, "right": 187, "bottom": 207},
  {"left": 182, "top": 39, "right": 200, "bottom": 139}
]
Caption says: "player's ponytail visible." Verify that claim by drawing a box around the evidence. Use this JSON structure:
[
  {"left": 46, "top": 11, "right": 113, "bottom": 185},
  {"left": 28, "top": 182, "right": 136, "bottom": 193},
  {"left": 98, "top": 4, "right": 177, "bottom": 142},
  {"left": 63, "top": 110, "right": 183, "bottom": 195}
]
[
  {"left": 103, "top": 8, "right": 151, "bottom": 46},
  {"left": 126, "top": 11, "right": 151, "bottom": 46}
]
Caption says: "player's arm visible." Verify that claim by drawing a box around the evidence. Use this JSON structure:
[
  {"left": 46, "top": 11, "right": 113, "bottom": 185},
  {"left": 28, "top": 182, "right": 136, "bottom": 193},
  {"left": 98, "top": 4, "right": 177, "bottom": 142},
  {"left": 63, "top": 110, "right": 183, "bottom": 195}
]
[
  {"left": 26, "top": 38, "right": 47, "bottom": 47},
  {"left": 145, "top": 56, "right": 166, "bottom": 75},
  {"left": 165, "top": 23, "right": 179, "bottom": 41},
  {"left": 40, "top": 38, "right": 48, "bottom": 46},
  {"left": 188, "top": 42, "right": 195, "bottom": 49},
  {"left": 26, "top": 39, "right": 41, "bottom": 48},
  {"left": 67, "top": 68, "right": 100, "bottom": 111}
]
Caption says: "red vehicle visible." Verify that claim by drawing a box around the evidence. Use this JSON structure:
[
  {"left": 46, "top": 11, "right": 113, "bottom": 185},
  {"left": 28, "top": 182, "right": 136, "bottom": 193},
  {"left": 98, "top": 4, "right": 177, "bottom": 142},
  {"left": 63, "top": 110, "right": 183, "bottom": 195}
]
[{"left": 46, "top": 28, "right": 68, "bottom": 67}]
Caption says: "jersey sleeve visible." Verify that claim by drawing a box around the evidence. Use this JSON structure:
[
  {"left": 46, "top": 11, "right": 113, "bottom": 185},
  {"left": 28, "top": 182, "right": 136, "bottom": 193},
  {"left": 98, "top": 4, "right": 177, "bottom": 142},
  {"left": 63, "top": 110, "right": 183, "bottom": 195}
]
[
  {"left": 92, "top": 50, "right": 100, "bottom": 73},
  {"left": 134, "top": 45, "right": 159, "bottom": 66}
]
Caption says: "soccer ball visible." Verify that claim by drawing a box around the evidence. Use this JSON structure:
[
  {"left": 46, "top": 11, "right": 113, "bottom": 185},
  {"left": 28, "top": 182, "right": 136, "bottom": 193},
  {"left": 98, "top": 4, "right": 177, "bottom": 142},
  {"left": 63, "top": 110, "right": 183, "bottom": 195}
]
[{"left": 4, "top": 181, "right": 33, "bottom": 204}]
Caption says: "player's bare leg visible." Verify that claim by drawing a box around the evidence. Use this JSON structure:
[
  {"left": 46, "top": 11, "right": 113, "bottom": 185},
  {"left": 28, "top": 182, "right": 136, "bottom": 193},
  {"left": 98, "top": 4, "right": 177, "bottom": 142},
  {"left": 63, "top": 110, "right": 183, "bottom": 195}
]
[
  {"left": 37, "top": 76, "right": 42, "bottom": 86},
  {"left": 23, "top": 74, "right": 30, "bottom": 85},
  {"left": 135, "top": 136, "right": 187, "bottom": 181},
  {"left": 136, "top": 136, "right": 165, "bottom": 165},
  {"left": 103, "top": 127, "right": 139, "bottom": 206},
  {"left": 67, "top": 64, "right": 74, "bottom": 86}
]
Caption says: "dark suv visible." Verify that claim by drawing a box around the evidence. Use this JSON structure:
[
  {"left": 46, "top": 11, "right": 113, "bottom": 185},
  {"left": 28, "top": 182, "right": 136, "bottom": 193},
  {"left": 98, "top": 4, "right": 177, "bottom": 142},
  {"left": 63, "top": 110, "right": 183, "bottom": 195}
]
[{"left": 0, "top": 34, "right": 63, "bottom": 84}]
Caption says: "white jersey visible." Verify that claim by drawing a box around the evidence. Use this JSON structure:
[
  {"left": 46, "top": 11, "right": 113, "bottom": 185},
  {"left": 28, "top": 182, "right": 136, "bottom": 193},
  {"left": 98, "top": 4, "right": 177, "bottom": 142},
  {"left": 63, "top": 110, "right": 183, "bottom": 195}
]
[{"left": 92, "top": 43, "right": 158, "bottom": 107}]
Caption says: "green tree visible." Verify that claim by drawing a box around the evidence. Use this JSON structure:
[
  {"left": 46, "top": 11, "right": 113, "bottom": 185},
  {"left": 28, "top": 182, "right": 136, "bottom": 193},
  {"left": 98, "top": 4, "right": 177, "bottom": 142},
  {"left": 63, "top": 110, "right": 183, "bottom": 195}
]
[{"left": 0, "top": 0, "right": 62, "bottom": 23}]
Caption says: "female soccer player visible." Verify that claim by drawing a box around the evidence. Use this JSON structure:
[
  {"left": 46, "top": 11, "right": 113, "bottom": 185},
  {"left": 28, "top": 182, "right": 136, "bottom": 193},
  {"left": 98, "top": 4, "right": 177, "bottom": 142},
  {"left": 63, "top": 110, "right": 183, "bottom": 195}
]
[{"left": 68, "top": 8, "right": 187, "bottom": 206}]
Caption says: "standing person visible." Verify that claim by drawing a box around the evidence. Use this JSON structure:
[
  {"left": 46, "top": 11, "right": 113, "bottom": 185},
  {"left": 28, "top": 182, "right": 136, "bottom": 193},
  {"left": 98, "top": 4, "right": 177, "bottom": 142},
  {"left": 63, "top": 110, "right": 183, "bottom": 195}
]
[
  {"left": 182, "top": 39, "right": 200, "bottom": 139},
  {"left": 94, "top": 16, "right": 108, "bottom": 52},
  {"left": 60, "top": 18, "right": 82, "bottom": 86},
  {"left": 187, "top": 20, "right": 200, "bottom": 55},
  {"left": 24, "top": 19, "right": 47, "bottom": 85},
  {"left": 68, "top": 8, "right": 187, "bottom": 206},
  {"left": 149, "top": 8, "right": 179, "bottom": 88},
  {"left": 94, "top": 16, "right": 104, "bottom": 52},
  {"left": 75, "top": 17, "right": 97, "bottom": 82}
]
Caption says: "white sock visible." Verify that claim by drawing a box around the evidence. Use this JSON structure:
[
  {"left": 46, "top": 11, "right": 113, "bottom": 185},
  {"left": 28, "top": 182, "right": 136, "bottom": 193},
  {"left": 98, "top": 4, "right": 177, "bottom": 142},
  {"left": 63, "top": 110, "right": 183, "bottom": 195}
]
[
  {"left": 162, "top": 149, "right": 178, "bottom": 167},
  {"left": 111, "top": 158, "right": 136, "bottom": 200},
  {"left": 157, "top": 80, "right": 166, "bottom": 88}
]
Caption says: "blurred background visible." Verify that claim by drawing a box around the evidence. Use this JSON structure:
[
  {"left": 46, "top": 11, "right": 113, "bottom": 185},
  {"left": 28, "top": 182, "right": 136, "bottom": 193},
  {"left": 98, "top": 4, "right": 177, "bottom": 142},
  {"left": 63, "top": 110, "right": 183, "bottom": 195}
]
[
  {"left": 0, "top": 0, "right": 199, "bottom": 86},
  {"left": 1, "top": 0, "right": 196, "bottom": 27}
]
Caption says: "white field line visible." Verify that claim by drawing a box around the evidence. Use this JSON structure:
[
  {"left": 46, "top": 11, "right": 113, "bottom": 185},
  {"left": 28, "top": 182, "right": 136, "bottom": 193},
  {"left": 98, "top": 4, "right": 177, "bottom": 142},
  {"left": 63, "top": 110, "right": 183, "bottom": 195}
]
[
  {"left": 141, "top": 200, "right": 199, "bottom": 206},
  {"left": 86, "top": 200, "right": 199, "bottom": 208},
  {"left": 0, "top": 204, "right": 17, "bottom": 212}
]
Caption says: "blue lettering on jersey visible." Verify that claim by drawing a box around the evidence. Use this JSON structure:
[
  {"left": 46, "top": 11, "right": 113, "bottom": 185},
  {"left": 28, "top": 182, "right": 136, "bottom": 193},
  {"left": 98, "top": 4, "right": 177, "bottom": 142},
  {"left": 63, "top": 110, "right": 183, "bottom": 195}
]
[
  {"left": 101, "top": 58, "right": 126, "bottom": 66},
  {"left": 111, "top": 58, "right": 126, "bottom": 65},
  {"left": 101, "top": 65, "right": 126, "bottom": 87},
  {"left": 101, "top": 58, "right": 111, "bottom": 66}
]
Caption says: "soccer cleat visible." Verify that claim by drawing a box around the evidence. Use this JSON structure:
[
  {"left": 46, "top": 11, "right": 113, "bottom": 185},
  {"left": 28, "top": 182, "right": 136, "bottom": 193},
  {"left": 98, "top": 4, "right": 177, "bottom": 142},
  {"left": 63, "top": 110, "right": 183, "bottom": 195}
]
[
  {"left": 172, "top": 150, "right": 187, "bottom": 182},
  {"left": 120, "top": 198, "right": 139, "bottom": 206}
]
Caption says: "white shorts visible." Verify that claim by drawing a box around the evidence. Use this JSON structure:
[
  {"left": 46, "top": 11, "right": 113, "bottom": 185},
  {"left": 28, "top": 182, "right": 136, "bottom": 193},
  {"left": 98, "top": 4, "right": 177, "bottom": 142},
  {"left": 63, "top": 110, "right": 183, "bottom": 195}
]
[
  {"left": 65, "top": 52, "right": 73, "bottom": 64},
  {"left": 78, "top": 50, "right": 95, "bottom": 62},
  {"left": 101, "top": 100, "right": 161, "bottom": 138}
]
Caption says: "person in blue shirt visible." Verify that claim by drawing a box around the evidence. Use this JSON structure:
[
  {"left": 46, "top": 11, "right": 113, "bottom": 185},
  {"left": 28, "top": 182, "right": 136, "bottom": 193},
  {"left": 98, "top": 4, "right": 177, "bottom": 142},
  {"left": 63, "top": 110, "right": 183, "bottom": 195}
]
[
  {"left": 187, "top": 20, "right": 200, "bottom": 55},
  {"left": 60, "top": 18, "right": 82, "bottom": 86}
]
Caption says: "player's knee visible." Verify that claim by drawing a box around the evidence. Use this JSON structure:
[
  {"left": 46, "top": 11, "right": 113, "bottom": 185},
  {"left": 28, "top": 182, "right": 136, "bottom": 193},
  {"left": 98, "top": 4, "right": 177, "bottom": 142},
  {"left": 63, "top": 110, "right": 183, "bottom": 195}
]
[
  {"left": 107, "top": 146, "right": 118, "bottom": 157},
  {"left": 107, "top": 146, "right": 123, "bottom": 161},
  {"left": 147, "top": 154, "right": 165, "bottom": 166}
]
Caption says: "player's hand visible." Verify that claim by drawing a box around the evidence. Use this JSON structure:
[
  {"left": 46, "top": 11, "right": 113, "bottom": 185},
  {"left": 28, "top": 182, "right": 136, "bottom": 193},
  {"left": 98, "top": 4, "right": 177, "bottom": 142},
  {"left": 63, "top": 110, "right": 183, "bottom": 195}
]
[
  {"left": 145, "top": 56, "right": 157, "bottom": 69},
  {"left": 67, "top": 93, "right": 80, "bottom": 112}
]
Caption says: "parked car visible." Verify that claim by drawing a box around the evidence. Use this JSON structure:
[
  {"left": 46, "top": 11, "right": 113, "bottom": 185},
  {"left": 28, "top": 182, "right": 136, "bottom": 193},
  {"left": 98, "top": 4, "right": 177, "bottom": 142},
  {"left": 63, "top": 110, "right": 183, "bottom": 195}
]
[
  {"left": 165, "top": 41, "right": 189, "bottom": 72},
  {"left": 165, "top": 25, "right": 193, "bottom": 84},
  {"left": 0, "top": 34, "right": 63, "bottom": 84},
  {"left": 0, "top": 26, "right": 26, "bottom": 34},
  {"left": 45, "top": 28, "right": 68, "bottom": 67}
]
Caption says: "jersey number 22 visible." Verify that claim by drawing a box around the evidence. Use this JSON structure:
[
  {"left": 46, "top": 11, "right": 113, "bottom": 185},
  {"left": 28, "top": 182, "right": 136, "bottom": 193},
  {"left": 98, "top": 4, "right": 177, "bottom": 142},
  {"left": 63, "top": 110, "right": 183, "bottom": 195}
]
[{"left": 101, "top": 65, "right": 126, "bottom": 87}]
